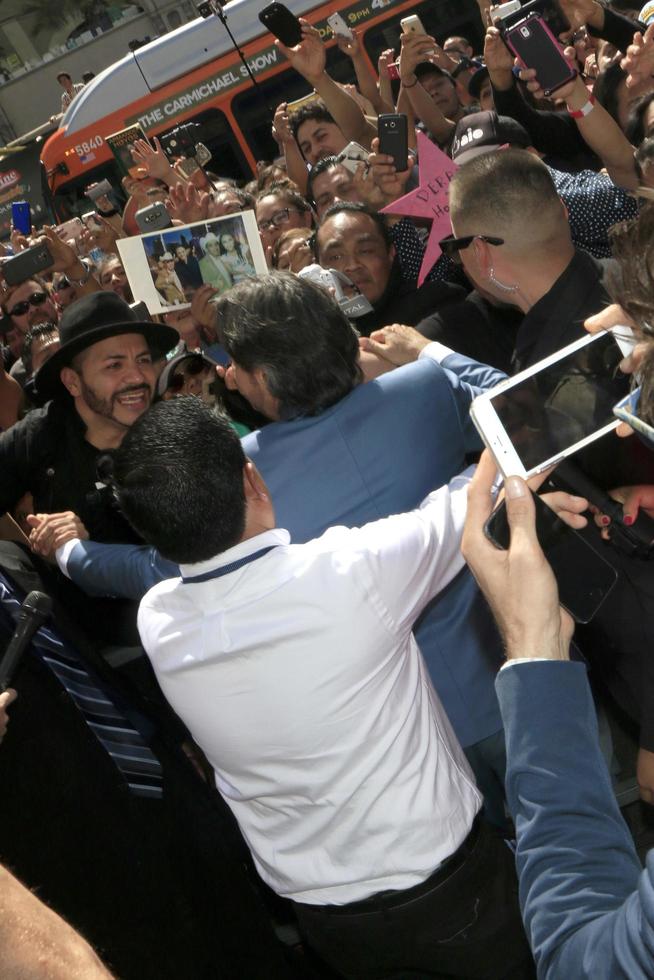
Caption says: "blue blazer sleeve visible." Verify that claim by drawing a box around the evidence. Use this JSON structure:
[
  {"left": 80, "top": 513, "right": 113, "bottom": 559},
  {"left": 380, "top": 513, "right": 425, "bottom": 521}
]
[
  {"left": 437, "top": 351, "right": 506, "bottom": 454},
  {"left": 65, "top": 540, "right": 178, "bottom": 600},
  {"left": 496, "top": 661, "right": 653, "bottom": 979}
]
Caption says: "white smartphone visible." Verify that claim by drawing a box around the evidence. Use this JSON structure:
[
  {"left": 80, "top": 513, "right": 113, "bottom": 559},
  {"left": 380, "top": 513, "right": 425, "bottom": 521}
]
[
  {"left": 327, "top": 12, "right": 353, "bottom": 40},
  {"left": 490, "top": 0, "right": 523, "bottom": 24},
  {"left": 336, "top": 140, "right": 369, "bottom": 173},
  {"left": 400, "top": 14, "right": 427, "bottom": 35},
  {"left": 470, "top": 327, "right": 635, "bottom": 479}
]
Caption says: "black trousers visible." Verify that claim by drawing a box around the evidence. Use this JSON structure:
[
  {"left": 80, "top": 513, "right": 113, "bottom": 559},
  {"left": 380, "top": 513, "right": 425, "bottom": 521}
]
[{"left": 294, "top": 819, "right": 535, "bottom": 980}]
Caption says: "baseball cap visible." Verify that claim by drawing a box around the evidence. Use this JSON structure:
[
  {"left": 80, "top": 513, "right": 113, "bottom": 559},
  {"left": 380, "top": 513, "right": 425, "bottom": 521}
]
[{"left": 451, "top": 111, "right": 531, "bottom": 165}]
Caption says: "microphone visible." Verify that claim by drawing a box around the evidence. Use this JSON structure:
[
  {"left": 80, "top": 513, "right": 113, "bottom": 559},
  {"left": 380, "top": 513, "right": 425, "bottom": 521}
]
[{"left": 0, "top": 591, "right": 53, "bottom": 691}]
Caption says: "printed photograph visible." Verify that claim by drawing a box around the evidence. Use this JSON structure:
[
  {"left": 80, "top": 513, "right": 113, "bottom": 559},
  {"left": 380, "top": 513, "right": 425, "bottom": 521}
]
[{"left": 117, "top": 210, "right": 266, "bottom": 315}]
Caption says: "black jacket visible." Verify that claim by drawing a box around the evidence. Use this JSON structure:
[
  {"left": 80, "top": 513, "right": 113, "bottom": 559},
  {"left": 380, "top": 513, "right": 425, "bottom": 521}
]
[
  {"left": 354, "top": 261, "right": 467, "bottom": 336},
  {"left": 0, "top": 398, "right": 139, "bottom": 544}
]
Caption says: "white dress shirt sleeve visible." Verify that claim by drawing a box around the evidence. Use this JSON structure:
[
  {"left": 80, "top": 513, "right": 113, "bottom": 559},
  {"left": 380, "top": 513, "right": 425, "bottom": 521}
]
[
  {"left": 418, "top": 341, "right": 455, "bottom": 364},
  {"left": 348, "top": 466, "right": 475, "bottom": 634},
  {"left": 55, "top": 538, "right": 82, "bottom": 579}
]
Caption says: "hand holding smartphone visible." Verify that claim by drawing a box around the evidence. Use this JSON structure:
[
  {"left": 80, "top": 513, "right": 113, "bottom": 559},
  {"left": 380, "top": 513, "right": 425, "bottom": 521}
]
[
  {"left": 377, "top": 114, "right": 408, "bottom": 172},
  {"left": 502, "top": 13, "right": 577, "bottom": 96},
  {"left": 484, "top": 489, "right": 617, "bottom": 623}
]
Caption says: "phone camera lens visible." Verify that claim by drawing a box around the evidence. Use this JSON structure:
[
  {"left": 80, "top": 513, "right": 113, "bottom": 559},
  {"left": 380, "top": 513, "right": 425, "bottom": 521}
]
[{"left": 390, "top": 122, "right": 396, "bottom": 128}]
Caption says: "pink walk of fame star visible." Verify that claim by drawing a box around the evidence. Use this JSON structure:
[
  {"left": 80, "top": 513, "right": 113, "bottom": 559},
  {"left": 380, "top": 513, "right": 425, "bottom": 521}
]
[{"left": 380, "top": 130, "right": 459, "bottom": 286}]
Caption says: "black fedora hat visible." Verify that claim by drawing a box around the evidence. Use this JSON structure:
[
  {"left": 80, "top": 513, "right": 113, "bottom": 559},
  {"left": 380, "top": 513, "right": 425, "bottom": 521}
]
[{"left": 36, "top": 291, "right": 179, "bottom": 401}]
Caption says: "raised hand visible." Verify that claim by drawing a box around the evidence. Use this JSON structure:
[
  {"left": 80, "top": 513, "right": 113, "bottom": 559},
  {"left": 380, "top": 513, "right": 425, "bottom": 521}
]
[
  {"left": 130, "top": 137, "right": 175, "bottom": 183},
  {"left": 622, "top": 24, "right": 654, "bottom": 89},
  {"left": 166, "top": 181, "right": 211, "bottom": 224},
  {"left": 275, "top": 20, "right": 326, "bottom": 85}
]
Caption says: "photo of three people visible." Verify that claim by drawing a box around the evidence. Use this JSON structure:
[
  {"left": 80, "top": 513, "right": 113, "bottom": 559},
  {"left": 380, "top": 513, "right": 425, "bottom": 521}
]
[{"left": 118, "top": 210, "right": 265, "bottom": 315}]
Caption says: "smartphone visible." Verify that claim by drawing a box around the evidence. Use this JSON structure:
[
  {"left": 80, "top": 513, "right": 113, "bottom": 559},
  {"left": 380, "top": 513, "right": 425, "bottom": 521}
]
[
  {"left": 327, "top": 12, "right": 353, "bottom": 40},
  {"left": 298, "top": 264, "right": 374, "bottom": 318},
  {"left": 503, "top": 13, "right": 577, "bottom": 96},
  {"left": 258, "top": 2, "right": 303, "bottom": 47},
  {"left": 134, "top": 202, "right": 172, "bottom": 232},
  {"left": 85, "top": 178, "right": 113, "bottom": 202},
  {"left": 175, "top": 156, "right": 201, "bottom": 179},
  {"left": 378, "top": 114, "right": 408, "bottom": 172},
  {"left": 400, "top": 14, "right": 427, "bottom": 35},
  {"left": 336, "top": 141, "right": 369, "bottom": 174},
  {"left": 484, "top": 490, "right": 618, "bottom": 623},
  {"left": 490, "top": 0, "right": 523, "bottom": 24},
  {"left": 11, "top": 201, "right": 31, "bottom": 236},
  {"left": 387, "top": 61, "right": 401, "bottom": 81},
  {"left": 55, "top": 217, "right": 84, "bottom": 242},
  {"left": 3, "top": 242, "right": 54, "bottom": 286},
  {"left": 470, "top": 328, "right": 635, "bottom": 479},
  {"left": 81, "top": 210, "right": 103, "bottom": 231},
  {"left": 286, "top": 92, "right": 321, "bottom": 114}
]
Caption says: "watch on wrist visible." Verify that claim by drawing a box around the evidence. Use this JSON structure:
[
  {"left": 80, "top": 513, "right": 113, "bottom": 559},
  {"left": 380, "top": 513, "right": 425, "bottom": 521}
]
[{"left": 66, "top": 264, "right": 91, "bottom": 286}]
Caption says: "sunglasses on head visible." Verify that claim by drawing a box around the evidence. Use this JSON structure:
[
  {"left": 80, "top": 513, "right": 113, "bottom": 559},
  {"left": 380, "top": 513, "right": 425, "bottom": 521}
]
[
  {"left": 168, "top": 356, "right": 207, "bottom": 392},
  {"left": 438, "top": 234, "right": 504, "bottom": 264},
  {"left": 7, "top": 291, "right": 49, "bottom": 317}
]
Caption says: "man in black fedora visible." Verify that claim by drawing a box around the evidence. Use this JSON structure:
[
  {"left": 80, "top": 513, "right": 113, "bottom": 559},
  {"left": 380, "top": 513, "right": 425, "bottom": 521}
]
[{"left": 0, "top": 291, "right": 179, "bottom": 550}]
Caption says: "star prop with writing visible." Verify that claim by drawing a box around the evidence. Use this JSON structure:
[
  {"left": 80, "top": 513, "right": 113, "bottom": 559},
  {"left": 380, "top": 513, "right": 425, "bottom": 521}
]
[{"left": 381, "top": 131, "right": 458, "bottom": 285}]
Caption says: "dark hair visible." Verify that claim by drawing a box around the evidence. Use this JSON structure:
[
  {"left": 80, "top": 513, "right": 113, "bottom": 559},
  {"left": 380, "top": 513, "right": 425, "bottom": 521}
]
[
  {"left": 608, "top": 205, "right": 654, "bottom": 425},
  {"left": 415, "top": 62, "right": 454, "bottom": 84},
  {"left": 56, "top": 72, "right": 72, "bottom": 83},
  {"left": 22, "top": 322, "right": 58, "bottom": 377},
  {"left": 449, "top": 148, "right": 562, "bottom": 240},
  {"left": 593, "top": 62, "right": 628, "bottom": 129},
  {"left": 213, "top": 186, "right": 255, "bottom": 211},
  {"left": 306, "top": 155, "right": 341, "bottom": 204},
  {"left": 626, "top": 92, "right": 654, "bottom": 146},
  {"left": 81, "top": 71, "right": 95, "bottom": 83},
  {"left": 256, "top": 161, "right": 288, "bottom": 192},
  {"left": 216, "top": 272, "right": 361, "bottom": 419},
  {"left": 255, "top": 182, "right": 313, "bottom": 215},
  {"left": 112, "top": 398, "right": 247, "bottom": 563},
  {"left": 317, "top": 201, "right": 393, "bottom": 251},
  {"left": 290, "top": 101, "right": 336, "bottom": 139}
]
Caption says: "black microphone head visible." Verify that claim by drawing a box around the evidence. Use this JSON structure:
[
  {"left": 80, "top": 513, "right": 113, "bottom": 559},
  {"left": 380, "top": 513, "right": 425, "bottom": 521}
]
[{"left": 22, "top": 591, "right": 53, "bottom": 619}]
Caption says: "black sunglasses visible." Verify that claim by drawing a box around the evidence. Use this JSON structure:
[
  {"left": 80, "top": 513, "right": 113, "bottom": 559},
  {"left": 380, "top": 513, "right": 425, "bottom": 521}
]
[
  {"left": 7, "top": 290, "right": 49, "bottom": 317},
  {"left": 438, "top": 234, "right": 504, "bottom": 264}
]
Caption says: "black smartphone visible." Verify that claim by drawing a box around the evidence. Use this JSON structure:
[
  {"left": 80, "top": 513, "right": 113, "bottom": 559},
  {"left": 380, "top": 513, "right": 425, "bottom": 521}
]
[
  {"left": 484, "top": 489, "right": 618, "bottom": 623},
  {"left": 11, "top": 201, "right": 31, "bottom": 236},
  {"left": 378, "top": 113, "right": 408, "bottom": 173},
  {"left": 2, "top": 242, "right": 53, "bottom": 287},
  {"left": 503, "top": 14, "right": 577, "bottom": 96},
  {"left": 258, "top": 2, "right": 303, "bottom": 47}
]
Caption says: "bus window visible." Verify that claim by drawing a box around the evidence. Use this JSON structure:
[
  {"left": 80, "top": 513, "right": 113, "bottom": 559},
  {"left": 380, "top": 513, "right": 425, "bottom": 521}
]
[
  {"left": 51, "top": 161, "right": 125, "bottom": 223},
  {"left": 231, "top": 46, "right": 356, "bottom": 164},
  {"left": 159, "top": 107, "right": 250, "bottom": 181},
  {"left": 362, "top": 0, "right": 482, "bottom": 67}
]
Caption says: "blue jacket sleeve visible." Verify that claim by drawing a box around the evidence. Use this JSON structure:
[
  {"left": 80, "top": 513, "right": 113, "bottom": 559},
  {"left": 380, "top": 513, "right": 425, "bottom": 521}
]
[
  {"left": 65, "top": 540, "right": 178, "bottom": 600},
  {"left": 496, "top": 661, "right": 653, "bottom": 979},
  {"left": 436, "top": 351, "right": 506, "bottom": 454}
]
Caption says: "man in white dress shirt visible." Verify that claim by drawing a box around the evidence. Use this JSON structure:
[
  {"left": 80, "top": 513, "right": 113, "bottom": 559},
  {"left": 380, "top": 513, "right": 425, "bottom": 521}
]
[{"left": 111, "top": 397, "right": 534, "bottom": 979}]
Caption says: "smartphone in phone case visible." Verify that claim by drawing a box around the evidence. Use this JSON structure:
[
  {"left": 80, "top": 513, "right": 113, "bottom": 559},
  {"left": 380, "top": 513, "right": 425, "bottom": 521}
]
[
  {"left": 258, "top": 2, "right": 303, "bottom": 47},
  {"left": 11, "top": 201, "right": 31, "bottom": 236},
  {"left": 378, "top": 114, "right": 408, "bottom": 172},
  {"left": 484, "top": 490, "right": 617, "bottom": 623},
  {"left": 327, "top": 12, "right": 353, "bottom": 40},
  {"left": 2, "top": 242, "right": 53, "bottom": 287},
  {"left": 503, "top": 13, "right": 577, "bottom": 96}
]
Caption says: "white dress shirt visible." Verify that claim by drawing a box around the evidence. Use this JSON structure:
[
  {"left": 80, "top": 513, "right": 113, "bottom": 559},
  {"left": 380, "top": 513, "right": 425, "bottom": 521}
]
[{"left": 137, "top": 470, "right": 481, "bottom": 905}]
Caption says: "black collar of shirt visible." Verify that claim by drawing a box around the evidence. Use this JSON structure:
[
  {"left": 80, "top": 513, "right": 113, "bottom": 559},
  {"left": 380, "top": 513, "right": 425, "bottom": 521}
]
[{"left": 513, "top": 248, "right": 608, "bottom": 371}]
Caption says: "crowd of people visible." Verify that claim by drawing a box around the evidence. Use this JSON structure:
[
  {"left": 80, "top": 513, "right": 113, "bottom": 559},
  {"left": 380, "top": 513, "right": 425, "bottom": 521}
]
[{"left": 1, "top": 0, "right": 654, "bottom": 976}]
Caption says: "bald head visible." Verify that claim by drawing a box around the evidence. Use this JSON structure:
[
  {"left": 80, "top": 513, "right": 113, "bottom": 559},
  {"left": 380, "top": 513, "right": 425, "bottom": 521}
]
[{"left": 449, "top": 149, "right": 570, "bottom": 256}]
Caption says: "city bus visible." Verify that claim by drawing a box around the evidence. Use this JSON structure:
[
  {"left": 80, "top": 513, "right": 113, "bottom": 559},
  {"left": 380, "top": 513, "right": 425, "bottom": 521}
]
[{"left": 40, "top": 0, "right": 480, "bottom": 220}]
